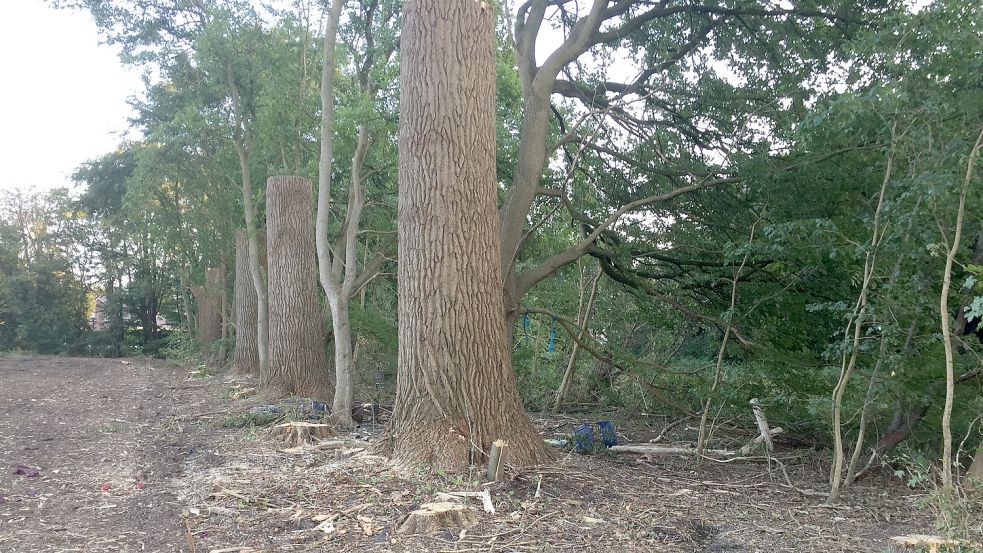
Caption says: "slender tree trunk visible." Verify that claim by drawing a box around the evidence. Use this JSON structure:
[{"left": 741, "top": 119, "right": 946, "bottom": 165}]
[
  {"left": 265, "top": 176, "right": 332, "bottom": 400},
  {"left": 382, "top": 0, "right": 551, "bottom": 472},
  {"left": 939, "top": 126, "right": 983, "bottom": 493},
  {"left": 829, "top": 127, "right": 896, "bottom": 503},
  {"left": 552, "top": 269, "right": 601, "bottom": 414},
  {"left": 231, "top": 229, "right": 263, "bottom": 376},
  {"left": 697, "top": 224, "right": 754, "bottom": 453},
  {"left": 179, "top": 271, "right": 196, "bottom": 339},
  {"left": 846, "top": 198, "right": 923, "bottom": 483},
  {"left": 314, "top": 0, "right": 360, "bottom": 429},
  {"left": 230, "top": 81, "right": 270, "bottom": 383},
  {"left": 845, "top": 321, "right": 916, "bottom": 484}
]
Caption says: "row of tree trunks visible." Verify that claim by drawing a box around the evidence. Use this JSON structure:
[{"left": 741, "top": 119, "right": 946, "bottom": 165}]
[
  {"left": 264, "top": 176, "right": 332, "bottom": 400},
  {"left": 381, "top": 0, "right": 550, "bottom": 472},
  {"left": 231, "top": 229, "right": 265, "bottom": 376}
]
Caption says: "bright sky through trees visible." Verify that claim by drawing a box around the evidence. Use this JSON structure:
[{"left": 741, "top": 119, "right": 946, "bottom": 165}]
[{"left": 0, "top": 1, "right": 142, "bottom": 193}]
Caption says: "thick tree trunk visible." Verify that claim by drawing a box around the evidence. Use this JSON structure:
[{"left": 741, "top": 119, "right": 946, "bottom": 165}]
[
  {"left": 204, "top": 267, "right": 225, "bottom": 365},
  {"left": 231, "top": 229, "right": 264, "bottom": 376},
  {"left": 265, "top": 176, "right": 332, "bottom": 400},
  {"left": 383, "top": 0, "right": 550, "bottom": 472},
  {"left": 192, "top": 268, "right": 224, "bottom": 365}
]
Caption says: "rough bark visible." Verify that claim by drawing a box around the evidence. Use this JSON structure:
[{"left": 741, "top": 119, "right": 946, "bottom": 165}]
[
  {"left": 192, "top": 268, "right": 224, "bottom": 365},
  {"left": 205, "top": 267, "right": 226, "bottom": 365},
  {"left": 265, "top": 176, "right": 332, "bottom": 400},
  {"left": 383, "top": 0, "right": 551, "bottom": 472},
  {"left": 231, "top": 229, "right": 265, "bottom": 376}
]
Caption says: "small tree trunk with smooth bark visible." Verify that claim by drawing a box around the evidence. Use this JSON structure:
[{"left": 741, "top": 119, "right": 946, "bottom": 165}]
[
  {"left": 265, "top": 175, "right": 332, "bottom": 400},
  {"left": 939, "top": 126, "right": 983, "bottom": 493}
]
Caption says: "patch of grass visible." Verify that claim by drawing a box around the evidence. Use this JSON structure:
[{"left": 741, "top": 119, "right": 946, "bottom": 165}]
[
  {"left": 219, "top": 411, "right": 281, "bottom": 428},
  {"left": 922, "top": 486, "right": 983, "bottom": 544},
  {"left": 226, "top": 385, "right": 257, "bottom": 400},
  {"left": 189, "top": 364, "right": 215, "bottom": 379}
]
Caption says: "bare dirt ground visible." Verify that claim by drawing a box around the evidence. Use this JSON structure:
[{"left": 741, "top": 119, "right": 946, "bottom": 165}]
[{"left": 0, "top": 355, "right": 936, "bottom": 552}]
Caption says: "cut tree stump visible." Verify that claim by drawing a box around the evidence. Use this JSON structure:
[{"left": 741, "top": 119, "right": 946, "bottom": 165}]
[
  {"left": 487, "top": 439, "right": 508, "bottom": 482},
  {"left": 269, "top": 422, "right": 337, "bottom": 447},
  {"left": 888, "top": 534, "right": 982, "bottom": 553},
  {"left": 397, "top": 502, "right": 478, "bottom": 535}
]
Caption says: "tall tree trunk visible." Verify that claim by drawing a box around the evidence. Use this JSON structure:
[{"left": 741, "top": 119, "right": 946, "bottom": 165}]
[
  {"left": 229, "top": 73, "right": 270, "bottom": 383},
  {"left": 382, "top": 0, "right": 550, "bottom": 472},
  {"left": 315, "top": 0, "right": 361, "bottom": 430},
  {"left": 179, "top": 271, "right": 196, "bottom": 339},
  {"left": 202, "top": 267, "right": 225, "bottom": 366},
  {"left": 846, "top": 321, "right": 917, "bottom": 484},
  {"left": 939, "top": 126, "right": 983, "bottom": 493},
  {"left": 265, "top": 176, "right": 332, "bottom": 400},
  {"left": 552, "top": 268, "right": 601, "bottom": 414},
  {"left": 231, "top": 229, "right": 264, "bottom": 376},
  {"left": 828, "top": 126, "right": 896, "bottom": 503}
]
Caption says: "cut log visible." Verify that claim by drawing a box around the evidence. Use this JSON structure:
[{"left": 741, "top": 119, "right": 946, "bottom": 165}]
[
  {"left": 269, "top": 422, "right": 338, "bottom": 447},
  {"left": 610, "top": 444, "right": 736, "bottom": 457},
  {"left": 888, "top": 534, "right": 982, "bottom": 553},
  {"left": 739, "top": 427, "right": 784, "bottom": 455},
  {"left": 396, "top": 502, "right": 478, "bottom": 535}
]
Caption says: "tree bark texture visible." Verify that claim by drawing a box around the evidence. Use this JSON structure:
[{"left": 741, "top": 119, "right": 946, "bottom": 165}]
[
  {"left": 265, "top": 176, "right": 332, "bottom": 400},
  {"left": 193, "top": 268, "right": 224, "bottom": 366},
  {"left": 231, "top": 228, "right": 265, "bottom": 376},
  {"left": 385, "top": 0, "right": 550, "bottom": 472}
]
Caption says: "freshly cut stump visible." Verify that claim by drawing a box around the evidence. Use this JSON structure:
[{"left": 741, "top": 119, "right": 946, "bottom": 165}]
[
  {"left": 397, "top": 502, "right": 477, "bottom": 535},
  {"left": 270, "top": 422, "right": 338, "bottom": 447}
]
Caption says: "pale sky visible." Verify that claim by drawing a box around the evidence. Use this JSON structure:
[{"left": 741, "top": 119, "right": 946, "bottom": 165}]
[{"left": 0, "top": 1, "right": 142, "bottom": 193}]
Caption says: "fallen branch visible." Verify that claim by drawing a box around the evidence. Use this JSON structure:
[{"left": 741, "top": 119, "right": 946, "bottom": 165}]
[
  {"left": 611, "top": 444, "right": 736, "bottom": 457},
  {"left": 739, "top": 427, "right": 784, "bottom": 455}
]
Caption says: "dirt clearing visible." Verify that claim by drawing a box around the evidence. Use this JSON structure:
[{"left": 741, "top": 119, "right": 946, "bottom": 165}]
[{"left": 0, "top": 355, "right": 934, "bottom": 552}]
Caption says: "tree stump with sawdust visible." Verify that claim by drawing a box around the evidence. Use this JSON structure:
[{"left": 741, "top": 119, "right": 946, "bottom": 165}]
[
  {"left": 397, "top": 502, "right": 478, "bottom": 535},
  {"left": 270, "top": 422, "right": 337, "bottom": 447}
]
